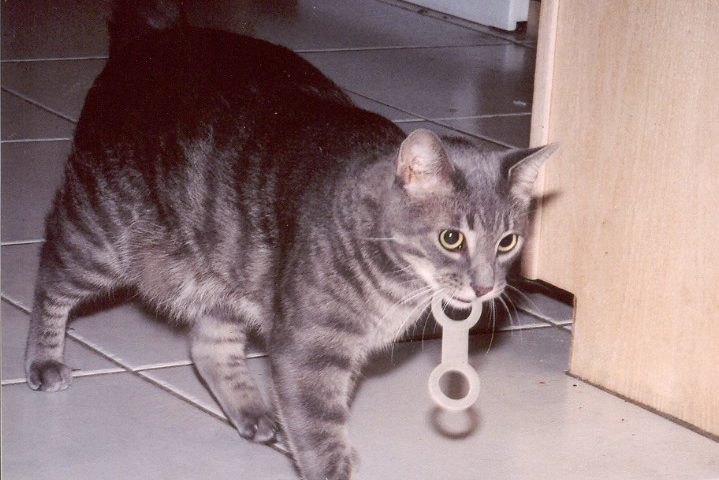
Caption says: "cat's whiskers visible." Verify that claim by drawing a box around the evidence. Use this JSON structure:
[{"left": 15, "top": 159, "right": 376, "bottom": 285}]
[
  {"left": 388, "top": 288, "right": 439, "bottom": 362},
  {"left": 498, "top": 292, "right": 526, "bottom": 344},
  {"left": 504, "top": 283, "right": 541, "bottom": 316},
  {"left": 391, "top": 280, "right": 447, "bottom": 337},
  {"left": 486, "top": 299, "right": 497, "bottom": 354},
  {"left": 418, "top": 306, "right": 432, "bottom": 349},
  {"left": 383, "top": 284, "right": 436, "bottom": 322},
  {"left": 502, "top": 291, "right": 522, "bottom": 323},
  {"left": 496, "top": 294, "right": 513, "bottom": 327}
]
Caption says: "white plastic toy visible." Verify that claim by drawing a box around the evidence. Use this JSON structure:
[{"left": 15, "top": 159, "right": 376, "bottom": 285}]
[{"left": 428, "top": 294, "right": 482, "bottom": 411}]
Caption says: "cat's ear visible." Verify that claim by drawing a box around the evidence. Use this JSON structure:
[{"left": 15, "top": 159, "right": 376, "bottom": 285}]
[
  {"left": 503, "top": 143, "right": 559, "bottom": 203},
  {"left": 396, "top": 129, "right": 454, "bottom": 196}
]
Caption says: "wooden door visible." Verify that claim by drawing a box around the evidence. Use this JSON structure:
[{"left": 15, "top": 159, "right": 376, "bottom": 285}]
[{"left": 529, "top": 0, "right": 719, "bottom": 437}]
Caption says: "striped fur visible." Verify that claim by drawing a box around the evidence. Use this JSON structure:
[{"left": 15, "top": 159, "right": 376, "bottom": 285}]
[{"left": 24, "top": 2, "right": 555, "bottom": 478}]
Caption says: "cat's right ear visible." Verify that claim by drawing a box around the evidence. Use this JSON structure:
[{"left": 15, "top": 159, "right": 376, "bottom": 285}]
[
  {"left": 503, "top": 143, "right": 559, "bottom": 204},
  {"left": 396, "top": 129, "right": 454, "bottom": 197}
]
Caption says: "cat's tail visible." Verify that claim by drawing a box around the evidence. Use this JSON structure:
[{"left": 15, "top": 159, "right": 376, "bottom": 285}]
[{"left": 108, "top": 0, "right": 182, "bottom": 57}]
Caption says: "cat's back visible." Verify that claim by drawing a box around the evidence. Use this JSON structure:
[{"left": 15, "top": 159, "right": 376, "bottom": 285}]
[{"left": 74, "top": 25, "right": 350, "bottom": 148}]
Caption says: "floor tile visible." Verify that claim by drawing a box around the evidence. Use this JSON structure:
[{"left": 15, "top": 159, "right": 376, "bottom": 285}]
[
  {"left": 347, "top": 92, "right": 418, "bottom": 121},
  {"left": 517, "top": 291, "right": 574, "bottom": 324},
  {"left": 68, "top": 302, "right": 193, "bottom": 370},
  {"left": 2, "top": 373, "right": 297, "bottom": 480},
  {"left": 2, "top": 301, "right": 119, "bottom": 382},
  {"left": 436, "top": 113, "right": 532, "bottom": 148},
  {"left": 100, "top": 329, "right": 719, "bottom": 480},
  {"left": 1, "top": 243, "right": 42, "bottom": 307},
  {"left": 1, "top": 141, "right": 68, "bottom": 242},
  {"left": 181, "top": 0, "right": 505, "bottom": 51},
  {"left": 348, "top": 329, "right": 719, "bottom": 479},
  {"left": 1, "top": 91, "right": 75, "bottom": 141},
  {"left": 1, "top": 0, "right": 110, "bottom": 60},
  {"left": 140, "top": 357, "right": 272, "bottom": 421},
  {"left": 1, "top": 0, "right": 503, "bottom": 62},
  {"left": 302, "top": 44, "right": 534, "bottom": 118},
  {"left": 1, "top": 59, "right": 105, "bottom": 121}
]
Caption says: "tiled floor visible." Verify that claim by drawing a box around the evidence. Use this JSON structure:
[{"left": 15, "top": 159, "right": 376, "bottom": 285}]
[{"left": 2, "top": 1, "right": 718, "bottom": 479}]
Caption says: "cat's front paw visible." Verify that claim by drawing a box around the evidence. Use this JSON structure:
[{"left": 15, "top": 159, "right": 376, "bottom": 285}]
[
  {"left": 26, "top": 359, "right": 73, "bottom": 392},
  {"left": 230, "top": 407, "right": 278, "bottom": 444}
]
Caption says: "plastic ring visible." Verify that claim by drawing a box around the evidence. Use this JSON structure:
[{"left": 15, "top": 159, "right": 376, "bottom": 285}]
[{"left": 428, "top": 362, "right": 480, "bottom": 411}]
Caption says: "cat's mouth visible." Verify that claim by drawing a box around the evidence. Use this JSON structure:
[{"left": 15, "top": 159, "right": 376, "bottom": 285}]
[{"left": 444, "top": 295, "right": 477, "bottom": 309}]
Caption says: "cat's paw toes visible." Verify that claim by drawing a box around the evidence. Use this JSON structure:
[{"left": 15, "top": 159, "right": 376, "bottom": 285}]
[
  {"left": 231, "top": 409, "right": 278, "bottom": 443},
  {"left": 27, "top": 360, "right": 73, "bottom": 392}
]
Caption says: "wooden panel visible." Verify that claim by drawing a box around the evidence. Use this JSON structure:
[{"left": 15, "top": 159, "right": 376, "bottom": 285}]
[
  {"left": 522, "top": 0, "right": 559, "bottom": 277},
  {"left": 534, "top": 0, "right": 719, "bottom": 436}
]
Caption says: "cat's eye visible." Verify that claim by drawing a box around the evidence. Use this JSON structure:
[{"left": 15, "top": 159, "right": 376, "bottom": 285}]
[
  {"left": 439, "top": 229, "right": 465, "bottom": 251},
  {"left": 497, "top": 233, "right": 519, "bottom": 253}
]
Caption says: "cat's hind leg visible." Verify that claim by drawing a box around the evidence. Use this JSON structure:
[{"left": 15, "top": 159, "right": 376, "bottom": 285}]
[
  {"left": 190, "top": 316, "right": 277, "bottom": 443},
  {"left": 25, "top": 237, "right": 121, "bottom": 391}
]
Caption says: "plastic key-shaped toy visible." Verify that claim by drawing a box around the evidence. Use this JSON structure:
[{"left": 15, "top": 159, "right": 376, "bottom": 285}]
[{"left": 428, "top": 294, "right": 482, "bottom": 411}]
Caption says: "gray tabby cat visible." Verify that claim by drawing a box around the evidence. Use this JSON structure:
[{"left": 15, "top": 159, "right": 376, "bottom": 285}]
[{"left": 24, "top": 1, "right": 556, "bottom": 478}]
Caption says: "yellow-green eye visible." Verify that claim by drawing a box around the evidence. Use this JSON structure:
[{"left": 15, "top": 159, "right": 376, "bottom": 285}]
[
  {"left": 497, "top": 233, "right": 518, "bottom": 253},
  {"left": 439, "top": 229, "right": 464, "bottom": 251}
]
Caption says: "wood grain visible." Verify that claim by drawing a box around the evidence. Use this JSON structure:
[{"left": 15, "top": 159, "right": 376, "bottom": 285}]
[
  {"left": 522, "top": 0, "right": 559, "bottom": 278},
  {"left": 533, "top": 0, "right": 719, "bottom": 436}
]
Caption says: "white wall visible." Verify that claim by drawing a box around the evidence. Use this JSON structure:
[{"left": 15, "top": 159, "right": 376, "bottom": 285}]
[{"left": 408, "top": 0, "right": 529, "bottom": 31}]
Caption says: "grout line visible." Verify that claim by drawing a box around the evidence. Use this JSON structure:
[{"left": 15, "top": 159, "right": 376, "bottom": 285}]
[
  {"left": 0, "top": 86, "right": 78, "bottom": 123},
  {"left": 393, "top": 118, "right": 426, "bottom": 124},
  {"left": 65, "top": 330, "right": 135, "bottom": 370},
  {"left": 70, "top": 367, "right": 128, "bottom": 377},
  {"left": 0, "top": 296, "right": 132, "bottom": 383},
  {"left": 4, "top": 296, "right": 291, "bottom": 455},
  {"left": 373, "top": 0, "right": 537, "bottom": 50},
  {"left": 1, "top": 294, "right": 31, "bottom": 313},
  {"left": 131, "top": 351, "right": 268, "bottom": 373},
  {"left": 1, "top": 239, "right": 45, "bottom": 246},
  {"left": 345, "top": 89, "right": 516, "bottom": 149},
  {"left": 430, "top": 112, "right": 531, "bottom": 120},
  {"left": 1, "top": 138, "right": 72, "bottom": 144},
  {"left": 1, "top": 55, "right": 109, "bottom": 63},
  {"left": 431, "top": 120, "right": 518, "bottom": 148},
  {"left": 427, "top": 118, "right": 517, "bottom": 148},
  {"left": 295, "top": 42, "right": 510, "bottom": 53},
  {"left": 138, "top": 354, "right": 267, "bottom": 372},
  {"left": 1, "top": 378, "right": 28, "bottom": 386},
  {"left": 0, "top": 297, "right": 136, "bottom": 373},
  {"left": 136, "top": 369, "right": 226, "bottom": 419},
  {"left": 496, "top": 322, "right": 552, "bottom": 332},
  {"left": 516, "top": 305, "right": 573, "bottom": 334},
  {"left": 394, "top": 111, "right": 531, "bottom": 124},
  {"left": 134, "top": 369, "right": 293, "bottom": 457},
  {"left": 0, "top": 367, "right": 136, "bottom": 385},
  {"left": 391, "top": 118, "right": 426, "bottom": 123},
  {"left": 0, "top": 297, "right": 290, "bottom": 454},
  {"left": 517, "top": 303, "right": 573, "bottom": 326},
  {"left": 40, "top": 326, "right": 297, "bottom": 455},
  {"left": 132, "top": 360, "right": 194, "bottom": 372}
]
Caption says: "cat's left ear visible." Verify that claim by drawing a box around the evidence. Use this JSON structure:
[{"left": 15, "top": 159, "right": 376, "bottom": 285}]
[{"left": 503, "top": 143, "right": 559, "bottom": 203}]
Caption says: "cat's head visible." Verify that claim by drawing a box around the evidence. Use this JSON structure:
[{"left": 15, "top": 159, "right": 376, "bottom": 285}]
[{"left": 384, "top": 129, "right": 558, "bottom": 308}]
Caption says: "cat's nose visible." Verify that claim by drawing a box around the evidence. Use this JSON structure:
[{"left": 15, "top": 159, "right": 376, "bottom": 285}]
[{"left": 472, "top": 284, "right": 493, "bottom": 298}]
